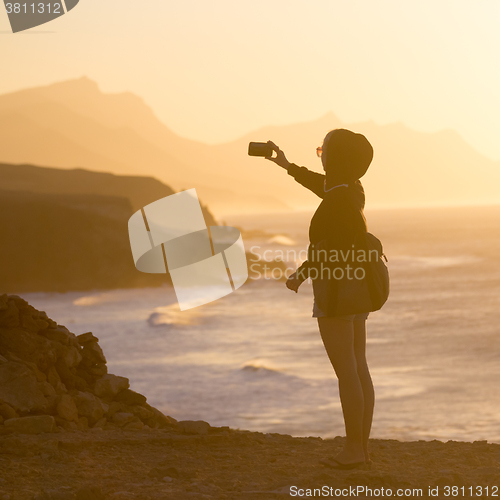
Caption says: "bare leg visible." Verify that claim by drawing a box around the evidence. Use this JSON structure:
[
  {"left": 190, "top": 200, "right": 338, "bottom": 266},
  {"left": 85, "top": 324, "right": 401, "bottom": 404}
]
[
  {"left": 353, "top": 318, "right": 375, "bottom": 462},
  {"left": 317, "top": 317, "right": 365, "bottom": 465}
]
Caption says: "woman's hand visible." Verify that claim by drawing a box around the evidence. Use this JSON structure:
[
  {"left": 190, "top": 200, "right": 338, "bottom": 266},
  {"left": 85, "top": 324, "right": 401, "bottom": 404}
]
[
  {"left": 265, "top": 141, "right": 291, "bottom": 170},
  {"left": 286, "top": 271, "right": 303, "bottom": 293}
]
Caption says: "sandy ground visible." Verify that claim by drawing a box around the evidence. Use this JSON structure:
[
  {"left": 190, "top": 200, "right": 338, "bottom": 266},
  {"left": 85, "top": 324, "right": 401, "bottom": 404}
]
[{"left": 0, "top": 426, "right": 499, "bottom": 499}]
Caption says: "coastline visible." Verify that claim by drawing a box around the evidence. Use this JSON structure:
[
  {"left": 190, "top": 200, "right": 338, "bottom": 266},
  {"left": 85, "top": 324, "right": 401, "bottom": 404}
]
[{"left": 1, "top": 426, "right": 499, "bottom": 499}]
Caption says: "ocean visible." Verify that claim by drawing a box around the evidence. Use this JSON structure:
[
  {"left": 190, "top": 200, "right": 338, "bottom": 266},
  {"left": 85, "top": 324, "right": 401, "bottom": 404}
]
[{"left": 23, "top": 205, "right": 500, "bottom": 444}]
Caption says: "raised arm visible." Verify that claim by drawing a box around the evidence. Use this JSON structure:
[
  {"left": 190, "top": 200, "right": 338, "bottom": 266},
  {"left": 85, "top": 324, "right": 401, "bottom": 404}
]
[{"left": 265, "top": 141, "right": 325, "bottom": 199}]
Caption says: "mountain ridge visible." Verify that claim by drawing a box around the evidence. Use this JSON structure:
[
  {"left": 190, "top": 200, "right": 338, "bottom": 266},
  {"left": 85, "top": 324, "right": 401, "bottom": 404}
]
[{"left": 1, "top": 78, "right": 499, "bottom": 215}]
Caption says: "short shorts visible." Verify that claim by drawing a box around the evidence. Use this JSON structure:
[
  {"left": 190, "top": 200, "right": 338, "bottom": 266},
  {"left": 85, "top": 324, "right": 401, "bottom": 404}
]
[{"left": 312, "top": 300, "right": 370, "bottom": 321}]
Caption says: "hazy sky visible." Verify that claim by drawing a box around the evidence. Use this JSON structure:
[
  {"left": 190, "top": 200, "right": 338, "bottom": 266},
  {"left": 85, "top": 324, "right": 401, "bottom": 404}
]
[{"left": 2, "top": 1, "right": 500, "bottom": 160}]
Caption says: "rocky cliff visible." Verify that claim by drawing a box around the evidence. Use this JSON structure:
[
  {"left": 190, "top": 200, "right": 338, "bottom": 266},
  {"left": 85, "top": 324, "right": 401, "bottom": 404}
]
[{"left": 0, "top": 294, "right": 178, "bottom": 434}]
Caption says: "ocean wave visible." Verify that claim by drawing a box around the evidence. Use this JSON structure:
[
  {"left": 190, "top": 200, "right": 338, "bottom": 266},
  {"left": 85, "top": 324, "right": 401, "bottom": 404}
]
[
  {"left": 239, "top": 359, "right": 288, "bottom": 377},
  {"left": 147, "top": 304, "right": 201, "bottom": 327},
  {"left": 241, "top": 364, "right": 282, "bottom": 375},
  {"left": 391, "top": 255, "right": 481, "bottom": 269},
  {"left": 266, "top": 235, "right": 296, "bottom": 246}
]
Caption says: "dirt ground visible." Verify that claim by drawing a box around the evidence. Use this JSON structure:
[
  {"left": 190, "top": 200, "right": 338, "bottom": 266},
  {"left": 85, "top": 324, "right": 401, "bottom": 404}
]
[{"left": 0, "top": 426, "right": 499, "bottom": 499}]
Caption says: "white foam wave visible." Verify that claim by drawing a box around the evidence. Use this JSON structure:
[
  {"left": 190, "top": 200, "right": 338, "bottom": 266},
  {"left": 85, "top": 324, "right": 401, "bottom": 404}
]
[
  {"left": 391, "top": 255, "right": 481, "bottom": 269},
  {"left": 147, "top": 304, "right": 201, "bottom": 326}
]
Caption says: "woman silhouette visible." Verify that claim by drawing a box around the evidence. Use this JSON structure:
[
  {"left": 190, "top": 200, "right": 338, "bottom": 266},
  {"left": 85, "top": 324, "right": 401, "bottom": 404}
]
[{"left": 265, "top": 129, "right": 375, "bottom": 469}]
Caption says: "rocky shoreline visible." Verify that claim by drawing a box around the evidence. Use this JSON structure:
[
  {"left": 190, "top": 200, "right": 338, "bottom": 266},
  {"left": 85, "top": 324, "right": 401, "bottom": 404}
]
[
  {"left": 1, "top": 428, "right": 499, "bottom": 499},
  {"left": 1, "top": 294, "right": 499, "bottom": 499}
]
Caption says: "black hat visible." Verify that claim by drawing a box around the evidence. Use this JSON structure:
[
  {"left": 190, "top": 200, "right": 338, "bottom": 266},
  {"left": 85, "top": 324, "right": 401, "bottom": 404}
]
[{"left": 324, "top": 129, "right": 373, "bottom": 182}]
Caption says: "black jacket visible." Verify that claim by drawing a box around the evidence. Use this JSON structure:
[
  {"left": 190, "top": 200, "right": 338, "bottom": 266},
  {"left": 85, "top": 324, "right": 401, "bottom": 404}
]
[{"left": 286, "top": 163, "right": 367, "bottom": 281}]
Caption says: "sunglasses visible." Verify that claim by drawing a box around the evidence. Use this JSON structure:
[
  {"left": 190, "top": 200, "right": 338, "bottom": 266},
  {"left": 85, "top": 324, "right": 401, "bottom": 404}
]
[{"left": 316, "top": 146, "right": 322, "bottom": 158}]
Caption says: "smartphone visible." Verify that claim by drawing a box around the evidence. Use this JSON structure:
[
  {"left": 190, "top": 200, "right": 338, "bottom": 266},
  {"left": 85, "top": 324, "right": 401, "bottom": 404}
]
[{"left": 248, "top": 142, "right": 273, "bottom": 157}]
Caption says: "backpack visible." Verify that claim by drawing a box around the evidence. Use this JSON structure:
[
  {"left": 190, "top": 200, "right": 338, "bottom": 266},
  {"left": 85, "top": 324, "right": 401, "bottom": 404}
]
[{"left": 312, "top": 231, "right": 390, "bottom": 316}]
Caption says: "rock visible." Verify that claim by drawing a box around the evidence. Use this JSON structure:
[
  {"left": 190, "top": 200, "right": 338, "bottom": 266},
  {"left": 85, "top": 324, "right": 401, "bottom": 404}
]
[
  {"left": 114, "top": 388, "right": 146, "bottom": 406},
  {"left": 178, "top": 420, "right": 211, "bottom": 435},
  {"left": 123, "top": 419, "right": 144, "bottom": 431},
  {"left": 40, "top": 381, "right": 57, "bottom": 397},
  {"left": 39, "top": 326, "right": 73, "bottom": 345},
  {"left": 106, "top": 401, "right": 127, "bottom": 418},
  {"left": 3, "top": 415, "right": 56, "bottom": 434},
  {"left": 12, "top": 356, "right": 47, "bottom": 383},
  {"left": 0, "top": 361, "right": 48, "bottom": 413},
  {"left": 81, "top": 342, "right": 106, "bottom": 365},
  {"left": 0, "top": 294, "right": 8, "bottom": 311},
  {"left": 8, "top": 295, "right": 29, "bottom": 309},
  {"left": 112, "top": 412, "right": 135, "bottom": 427},
  {"left": 94, "top": 374, "right": 129, "bottom": 398},
  {"left": 88, "top": 364, "right": 107, "bottom": 378},
  {"left": 0, "top": 402, "right": 18, "bottom": 420},
  {"left": 60, "top": 346, "right": 83, "bottom": 369},
  {"left": 73, "top": 375, "right": 90, "bottom": 392},
  {"left": 0, "top": 296, "right": 167, "bottom": 437},
  {"left": 77, "top": 416, "right": 89, "bottom": 431},
  {"left": 56, "top": 394, "right": 79, "bottom": 422},
  {"left": 76, "top": 332, "right": 99, "bottom": 345},
  {"left": 20, "top": 310, "right": 40, "bottom": 331},
  {"left": 0, "top": 299, "right": 19, "bottom": 328},
  {"left": 92, "top": 417, "right": 107, "bottom": 429},
  {"left": 0, "top": 327, "right": 61, "bottom": 372},
  {"left": 54, "top": 416, "right": 78, "bottom": 432},
  {"left": 143, "top": 404, "right": 177, "bottom": 427},
  {"left": 47, "top": 366, "right": 68, "bottom": 394},
  {"left": 73, "top": 392, "right": 105, "bottom": 425},
  {"left": 130, "top": 405, "right": 155, "bottom": 422}
]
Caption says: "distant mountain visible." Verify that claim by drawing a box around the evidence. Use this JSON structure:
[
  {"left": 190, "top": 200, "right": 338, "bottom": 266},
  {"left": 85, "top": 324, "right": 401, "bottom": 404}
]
[
  {"left": 0, "top": 78, "right": 288, "bottom": 215},
  {"left": 1, "top": 78, "right": 500, "bottom": 215},
  {"left": 0, "top": 163, "right": 217, "bottom": 293}
]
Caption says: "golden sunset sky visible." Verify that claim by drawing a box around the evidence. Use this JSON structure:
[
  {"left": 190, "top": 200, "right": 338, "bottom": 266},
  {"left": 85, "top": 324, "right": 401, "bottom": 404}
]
[{"left": 1, "top": 1, "right": 499, "bottom": 160}]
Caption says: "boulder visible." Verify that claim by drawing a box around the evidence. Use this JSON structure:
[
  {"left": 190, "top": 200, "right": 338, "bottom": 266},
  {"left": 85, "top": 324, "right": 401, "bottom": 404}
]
[
  {"left": 88, "top": 364, "right": 107, "bottom": 377},
  {"left": 0, "top": 361, "right": 48, "bottom": 413},
  {"left": 178, "top": 420, "right": 211, "bottom": 435},
  {"left": 0, "top": 295, "right": 181, "bottom": 435},
  {"left": 112, "top": 412, "right": 135, "bottom": 427},
  {"left": 0, "top": 402, "right": 18, "bottom": 420},
  {"left": 40, "top": 380, "right": 57, "bottom": 397},
  {"left": 81, "top": 342, "right": 106, "bottom": 365},
  {"left": 123, "top": 419, "right": 144, "bottom": 431},
  {"left": 56, "top": 394, "right": 79, "bottom": 423},
  {"left": 20, "top": 310, "right": 41, "bottom": 331},
  {"left": 0, "top": 327, "right": 61, "bottom": 372},
  {"left": 47, "top": 365, "right": 68, "bottom": 394},
  {"left": 76, "top": 332, "right": 99, "bottom": 345},
  {"left": 73, "top": 391, "right": 105, "bottom": 425},
  {"left": 114, "top": 388, "right": 146, "bottom": 406},
  {"left": 39, "top": 325, "right": 73, "bottom": 345},
  {"left": 94, "top": 374, "right": 130, "bottom": 398},
  {"left": 93, "top": 417, "right": 107, "bottom": 429},
  {"left": 0, "top": 297, "right": 20, "bottom": 328},
  {"left": 3, "top": 415, "right": 56, "bottom": 434}
]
